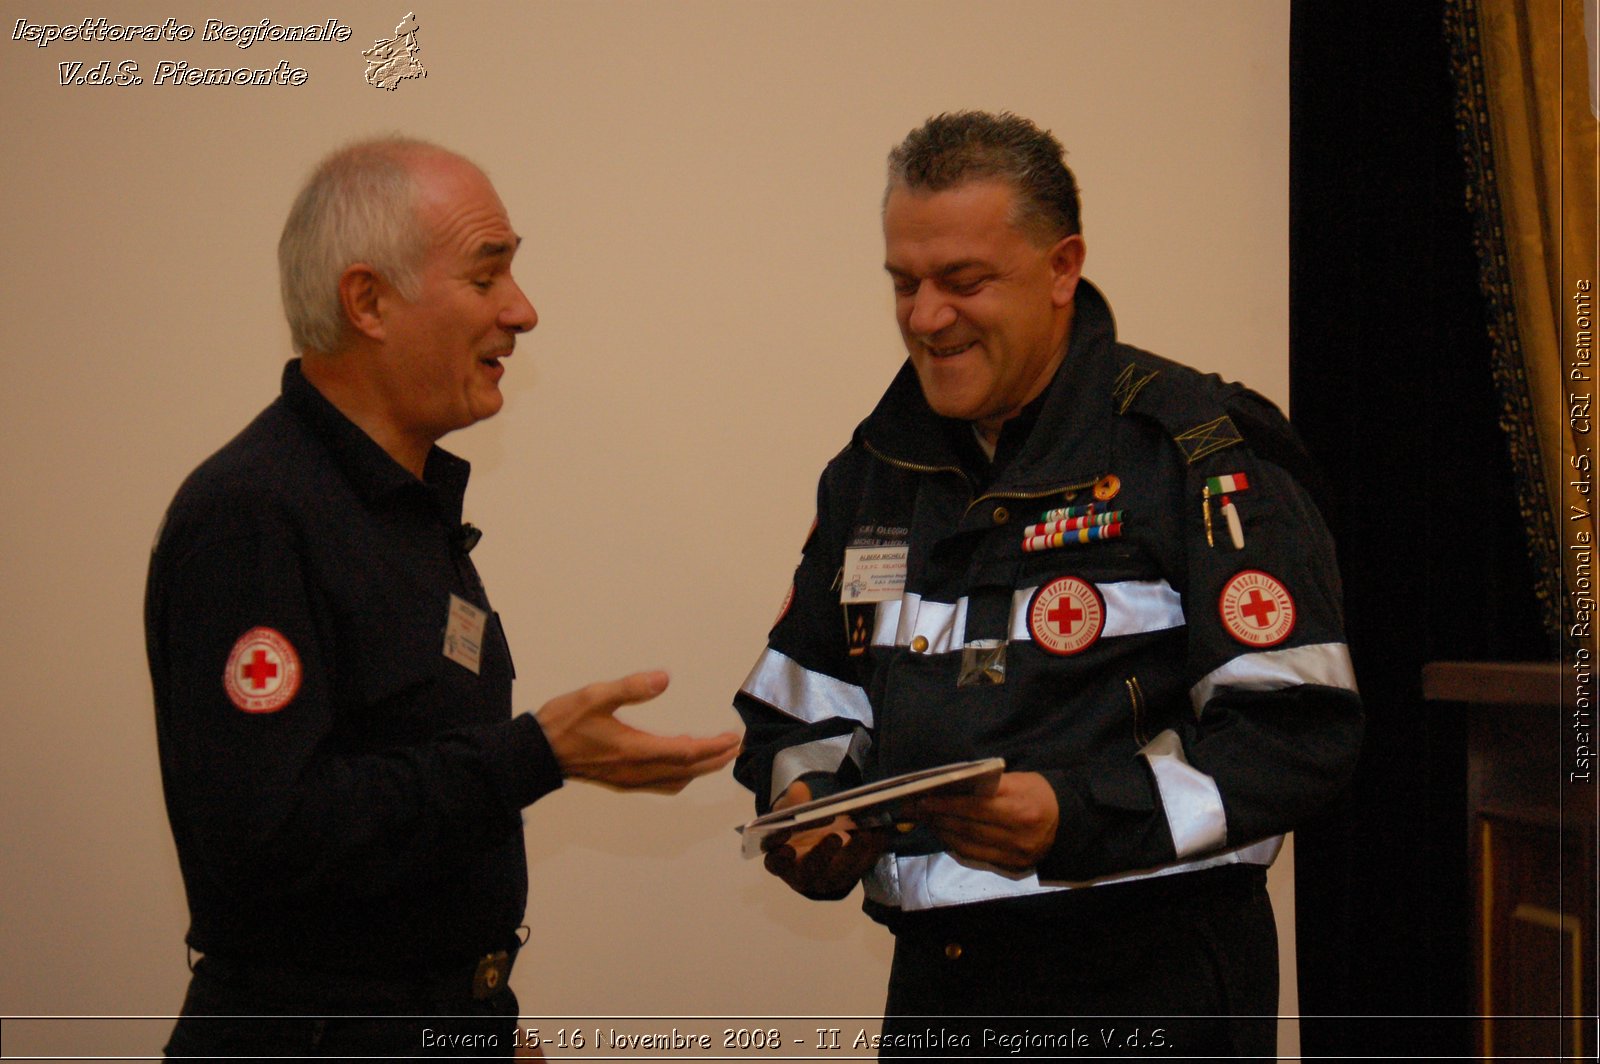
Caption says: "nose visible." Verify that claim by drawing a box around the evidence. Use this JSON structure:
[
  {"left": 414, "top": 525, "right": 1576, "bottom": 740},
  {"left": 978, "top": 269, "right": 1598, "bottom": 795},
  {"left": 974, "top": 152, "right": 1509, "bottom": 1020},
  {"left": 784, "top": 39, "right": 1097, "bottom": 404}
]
[
  {"left": 905, "top": 282, "right": 957, "bottom": 338},
  {"left": 501, "top": 278, "right": 538, "bottom": 334}
]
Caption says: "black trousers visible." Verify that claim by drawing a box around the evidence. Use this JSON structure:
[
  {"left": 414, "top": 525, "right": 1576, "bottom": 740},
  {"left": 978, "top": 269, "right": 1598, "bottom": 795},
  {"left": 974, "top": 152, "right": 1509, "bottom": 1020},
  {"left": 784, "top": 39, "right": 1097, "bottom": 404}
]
[
  {"left": 163, "top": 953, "right": 521, "bottom": 1061},
  {"left": 879, "top": 865, "right": 1278, "bottom": 1059}
]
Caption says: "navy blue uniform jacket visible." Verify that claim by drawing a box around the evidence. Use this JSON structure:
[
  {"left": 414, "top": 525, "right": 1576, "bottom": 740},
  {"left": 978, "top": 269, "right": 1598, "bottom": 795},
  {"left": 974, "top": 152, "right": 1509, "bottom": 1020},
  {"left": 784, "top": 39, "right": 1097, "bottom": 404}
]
[{"left": 146, "top": 361, "right": 563, "bottom": 975}]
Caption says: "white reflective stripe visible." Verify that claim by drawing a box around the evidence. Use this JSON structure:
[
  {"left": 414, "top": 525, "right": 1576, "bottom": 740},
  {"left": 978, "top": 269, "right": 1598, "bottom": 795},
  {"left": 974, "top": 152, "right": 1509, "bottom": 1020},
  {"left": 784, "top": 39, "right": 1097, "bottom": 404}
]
[
  {"left": 1140, "top": 729, "right": 1227, "bottom": 858},
  {"left": 1010, "top": 580, "right": 1187, "bottom": 642},
  {"left": 948, "top": 598, "right": 969, "bottom": 651},
  {"left": 1231, "top": 836, "right": 1284, "bottom": 866},
  {"left": 861, "top": 838, "right": 1283, "bottom": 911},
  {"left": 872, "top": 582, "right": 1183, "bottom": 651},
  {"left": 913, "top": 599, "right": 963, "bottom": 653},
  {"left": 1008, "top": 588, "right": 1034, "bottom": 641},
  {"left": 880, "top": 593, "right": 965, "bottom": 652},
  {"left": 894, "top": 592, "right": 922, "bottom": 645},
  {"left": 739, "top": 648, "right": 873, "bottom": 727},
  {"left": 1190, "top": 642, "right": 1359, "bottom": 713},
  {"left": 1100, "top": 580, "right": 1185, "bottom": 637},
  {"left": 770, "top": 734, "right": 853, "bottom": 804},
  {"left": 863, "top": 848, "right": 901, "bottom": 904},
  {"left": 863, "top": 851, "right": 1066, "bottom": 908},
  {"left": 871, "top": 600, "right": 903, "bottom": 646}
]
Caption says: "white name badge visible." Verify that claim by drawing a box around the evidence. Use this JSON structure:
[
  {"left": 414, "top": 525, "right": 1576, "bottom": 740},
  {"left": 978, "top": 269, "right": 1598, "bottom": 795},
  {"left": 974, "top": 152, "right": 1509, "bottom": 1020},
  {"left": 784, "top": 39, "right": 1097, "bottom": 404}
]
[
  {"left": 443, "top": 593, "right": 488, "bottom": 674},
  {"left": 841, "top": 545, "right": 908, "bottom": 603}
]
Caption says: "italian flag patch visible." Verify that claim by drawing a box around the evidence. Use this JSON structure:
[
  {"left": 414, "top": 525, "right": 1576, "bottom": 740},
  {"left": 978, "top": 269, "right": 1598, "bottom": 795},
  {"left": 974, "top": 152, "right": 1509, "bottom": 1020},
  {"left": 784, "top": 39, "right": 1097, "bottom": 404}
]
[{"left": 1205, "top": 473, "right": 1250, "bottom": 494}]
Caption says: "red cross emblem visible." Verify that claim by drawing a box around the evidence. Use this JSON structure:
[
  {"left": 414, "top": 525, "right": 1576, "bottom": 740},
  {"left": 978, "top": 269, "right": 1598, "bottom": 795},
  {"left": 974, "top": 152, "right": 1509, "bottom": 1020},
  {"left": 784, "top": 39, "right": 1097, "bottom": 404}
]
[
  {"left": 1048, "top": 597, "right": 1084, "bottom": 633},
  {"left": 1218, "top": 571, "right": 1296, "bottom": 647},
  {"left": 223, "top": 627, "right": 302, "bottom": 713},
  {"left": 242, "top": 649, "right": 278, "bottom": 689},
  {"left": 1239, "top": 590, "right": 1277, "bottom": 627},
  {"left": 1028, "top": 577, "right": 1104, "bottom": 656}
]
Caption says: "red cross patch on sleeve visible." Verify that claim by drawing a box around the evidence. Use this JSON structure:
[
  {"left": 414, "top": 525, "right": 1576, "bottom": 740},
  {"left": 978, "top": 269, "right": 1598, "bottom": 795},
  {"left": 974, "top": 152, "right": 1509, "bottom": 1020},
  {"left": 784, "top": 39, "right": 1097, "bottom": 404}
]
[
  {"left": 1218, "top": 570, "right": 1297, "bottom": 647},
  {"left": 223, "top": 627, "right": 302, "bottom": 713}
]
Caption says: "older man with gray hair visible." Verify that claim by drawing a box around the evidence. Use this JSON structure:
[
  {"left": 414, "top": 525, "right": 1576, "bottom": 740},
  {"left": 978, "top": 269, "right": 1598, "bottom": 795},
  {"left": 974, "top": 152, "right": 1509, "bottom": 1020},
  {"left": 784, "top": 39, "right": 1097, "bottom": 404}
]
[{"left": 147, "top": 137, "right": 738, "bottom": 1059}]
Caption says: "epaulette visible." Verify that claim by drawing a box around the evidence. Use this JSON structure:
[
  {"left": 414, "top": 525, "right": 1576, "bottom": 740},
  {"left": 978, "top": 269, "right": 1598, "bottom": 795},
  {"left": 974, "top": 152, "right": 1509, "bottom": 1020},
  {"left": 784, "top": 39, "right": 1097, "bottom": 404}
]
[{"left": 1112, "top": 350, "right": 1248, "bottom": 466}]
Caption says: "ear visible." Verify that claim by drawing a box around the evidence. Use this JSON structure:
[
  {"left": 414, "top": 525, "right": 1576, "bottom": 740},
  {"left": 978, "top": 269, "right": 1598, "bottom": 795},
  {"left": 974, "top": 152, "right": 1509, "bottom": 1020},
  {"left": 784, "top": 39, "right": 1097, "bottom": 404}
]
[
  {"left": 337, "top": 263, "right": 388, "bottom": 342},
  {"left": 1048, "top": 234, "right": 1087, "bottom": 308}
]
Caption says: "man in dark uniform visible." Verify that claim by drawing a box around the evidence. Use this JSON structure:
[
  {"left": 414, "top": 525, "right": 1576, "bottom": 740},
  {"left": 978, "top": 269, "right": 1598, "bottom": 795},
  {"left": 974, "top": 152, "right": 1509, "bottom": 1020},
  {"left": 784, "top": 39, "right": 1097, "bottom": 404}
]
[
  {"left": 147, "top": 137, "right": 739, "bottom": 1059},
  {"left": 734, "top": 112, "right": 1362, "bottom": 1057}
]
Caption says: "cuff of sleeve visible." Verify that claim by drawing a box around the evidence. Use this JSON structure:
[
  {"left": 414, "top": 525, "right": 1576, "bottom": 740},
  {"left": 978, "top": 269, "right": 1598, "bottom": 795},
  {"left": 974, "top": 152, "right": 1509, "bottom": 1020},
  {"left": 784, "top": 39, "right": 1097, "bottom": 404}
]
[
  {"left": 506, "top": 712, "right": 565, "bottom": 808},
  {"left": 1034, "top": 761, "right": 1161, "bottom": 881},
  {"left": 1037, "top": 769, "right": 1091, "bottom": 877}
]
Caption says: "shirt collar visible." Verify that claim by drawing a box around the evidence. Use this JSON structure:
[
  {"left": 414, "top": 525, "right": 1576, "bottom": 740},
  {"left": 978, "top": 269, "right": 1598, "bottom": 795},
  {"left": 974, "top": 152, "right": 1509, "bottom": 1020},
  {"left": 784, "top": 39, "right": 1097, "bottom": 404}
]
[{"left": 279, "top": 359, "right": 470, "bottom": 525}]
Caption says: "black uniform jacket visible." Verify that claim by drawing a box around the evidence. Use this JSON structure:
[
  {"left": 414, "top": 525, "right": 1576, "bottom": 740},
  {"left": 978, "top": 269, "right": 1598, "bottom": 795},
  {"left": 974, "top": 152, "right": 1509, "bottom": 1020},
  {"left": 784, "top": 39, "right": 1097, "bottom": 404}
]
[
  {"left": 733, "top": 282, "right": 1362, "bottom": 918},
  {"left": 146, "top": 361, "right": 563, "bottom": 975}
]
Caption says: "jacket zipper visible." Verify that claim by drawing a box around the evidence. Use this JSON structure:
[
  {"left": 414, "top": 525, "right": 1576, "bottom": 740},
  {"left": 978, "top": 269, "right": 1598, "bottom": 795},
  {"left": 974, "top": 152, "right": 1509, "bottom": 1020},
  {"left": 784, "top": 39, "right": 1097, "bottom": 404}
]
[
  {"left": 863, "top": 440, "right": 1100, "bottom": 521},
  {"left": 963, "top": 479, "right": 1101, "bottom": 521},
  {"left": 863, "top": 439, "right": 969, "bottom": 480}
]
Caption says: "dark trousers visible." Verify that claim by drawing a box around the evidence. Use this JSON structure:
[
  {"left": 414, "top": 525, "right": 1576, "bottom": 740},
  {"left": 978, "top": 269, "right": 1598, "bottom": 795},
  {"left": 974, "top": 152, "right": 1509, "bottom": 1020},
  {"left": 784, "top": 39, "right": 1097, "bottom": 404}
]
[
  {"left": 879, "top": 865, "right": 1278, "bottom": 1059},
  {"left": 163, "top": 954, "right": 520, "bottom": 1061}
]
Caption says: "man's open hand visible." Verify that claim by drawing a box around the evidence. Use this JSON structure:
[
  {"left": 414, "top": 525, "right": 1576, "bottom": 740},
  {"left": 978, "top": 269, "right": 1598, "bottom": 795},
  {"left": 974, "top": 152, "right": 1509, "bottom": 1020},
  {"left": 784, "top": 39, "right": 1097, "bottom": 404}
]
[{"left": 536, "top": 671, "right": 739, "bottom": 793}]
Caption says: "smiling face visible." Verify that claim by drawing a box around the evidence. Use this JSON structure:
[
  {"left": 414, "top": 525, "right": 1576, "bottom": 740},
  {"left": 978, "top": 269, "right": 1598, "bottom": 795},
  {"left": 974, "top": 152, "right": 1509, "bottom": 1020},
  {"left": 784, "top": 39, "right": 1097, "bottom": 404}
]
[
  {"left": 372, "top": 153, "right": 538, "bottom": 449},
  {"left": 883, "top": 180, "right": 1084, "bottom": 438}
]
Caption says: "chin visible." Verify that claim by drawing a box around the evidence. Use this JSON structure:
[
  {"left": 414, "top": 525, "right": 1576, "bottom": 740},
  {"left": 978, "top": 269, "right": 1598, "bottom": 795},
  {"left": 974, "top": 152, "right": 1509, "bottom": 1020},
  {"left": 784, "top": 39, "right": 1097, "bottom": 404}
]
[
  {"left": 472, "top": 403, "right": 504, "bottom": 423},
  {"left": 920, "top": 389, "right": 984, "bottom": 422},
  {"left": 911, "top": 375, "right": 964, "bottom": 417}
]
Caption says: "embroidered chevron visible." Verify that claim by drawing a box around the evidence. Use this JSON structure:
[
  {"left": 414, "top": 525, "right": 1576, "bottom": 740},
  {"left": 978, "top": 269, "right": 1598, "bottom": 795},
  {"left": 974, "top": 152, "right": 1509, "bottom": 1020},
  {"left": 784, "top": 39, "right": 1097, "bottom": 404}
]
[
  {"left": 1112, "top": 364, "right": 1160, "bottom": 414},
  {"left": 1174, "top": 415, "right": 1243, "bottom": 463}
]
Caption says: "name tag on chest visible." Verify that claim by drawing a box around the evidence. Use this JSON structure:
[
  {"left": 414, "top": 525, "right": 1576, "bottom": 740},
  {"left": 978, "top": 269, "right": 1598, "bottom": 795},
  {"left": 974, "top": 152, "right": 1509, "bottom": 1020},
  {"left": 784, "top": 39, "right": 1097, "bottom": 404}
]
[
  {"left": 841, "top": 545, "right": 908, "bottom": 603},
  {"left": 443, "top": 593, "right": 488, "bottom": 674}
]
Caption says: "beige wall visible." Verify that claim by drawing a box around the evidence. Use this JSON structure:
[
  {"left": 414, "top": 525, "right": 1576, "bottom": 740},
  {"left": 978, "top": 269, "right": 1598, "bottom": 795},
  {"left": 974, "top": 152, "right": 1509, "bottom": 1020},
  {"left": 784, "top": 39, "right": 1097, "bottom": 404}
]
[{"left": 0, "top": 0, "right": 1293, "bottom": 1057}]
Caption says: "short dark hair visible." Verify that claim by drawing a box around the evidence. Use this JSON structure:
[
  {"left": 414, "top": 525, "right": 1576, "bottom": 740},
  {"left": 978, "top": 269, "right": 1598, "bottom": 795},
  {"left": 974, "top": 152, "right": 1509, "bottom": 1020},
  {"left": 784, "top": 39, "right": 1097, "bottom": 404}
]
[{"left": 885, "top": 111, "right": 1081, "bottom": 244}]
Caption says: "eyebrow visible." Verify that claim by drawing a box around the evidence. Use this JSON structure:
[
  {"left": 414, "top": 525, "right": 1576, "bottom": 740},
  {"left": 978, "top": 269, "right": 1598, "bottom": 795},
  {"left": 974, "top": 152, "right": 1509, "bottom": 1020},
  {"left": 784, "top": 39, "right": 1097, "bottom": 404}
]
[
  {"left": 884, "top": 258, "right": 990, "bottom": 278},
  {"left": 475, "top": 236, "right": 523, "bottom": 261}
]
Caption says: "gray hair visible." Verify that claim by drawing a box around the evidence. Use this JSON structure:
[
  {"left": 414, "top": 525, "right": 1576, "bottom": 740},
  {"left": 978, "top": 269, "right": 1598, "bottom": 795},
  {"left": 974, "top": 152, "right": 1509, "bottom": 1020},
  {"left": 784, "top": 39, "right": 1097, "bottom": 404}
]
[
  {"left": 885, "top": 111, "right": 1081, "bottom": 246},
  {"left": 278, "top": 136, "right": 458, "bottom": 355}
]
